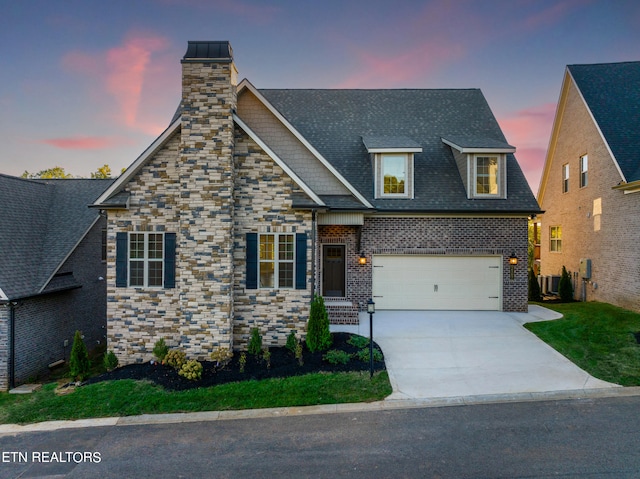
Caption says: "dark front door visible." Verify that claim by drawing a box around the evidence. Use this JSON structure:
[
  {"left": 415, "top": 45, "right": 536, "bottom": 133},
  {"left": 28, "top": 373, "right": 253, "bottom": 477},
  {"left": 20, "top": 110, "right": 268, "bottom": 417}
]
[{"left": 322, "top": 245, "right": 346, "bottom": 297}]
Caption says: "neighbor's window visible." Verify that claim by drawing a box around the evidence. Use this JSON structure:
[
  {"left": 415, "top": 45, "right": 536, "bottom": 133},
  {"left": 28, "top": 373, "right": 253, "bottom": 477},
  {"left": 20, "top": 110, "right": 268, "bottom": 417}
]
[
  {"left": 580, "top": 155, "right": 588, "bottom": 188},
  {"left": 259, "top": 234, "right": 294, "bottom": 288},
  {"left": 382, "top": 155, "right": 406, "bottom": 195},
  {"left": 129, "top": 233, "right": 164, "bottom": 287},
  {"left": 550, "top": 226, "right": 562, "bottom": 252},
  {"left": 562, "top": 163, "right": 569, "bottom": 193},
  {"left": 475, "top": 156, "right": 499, "bottom": 195}
]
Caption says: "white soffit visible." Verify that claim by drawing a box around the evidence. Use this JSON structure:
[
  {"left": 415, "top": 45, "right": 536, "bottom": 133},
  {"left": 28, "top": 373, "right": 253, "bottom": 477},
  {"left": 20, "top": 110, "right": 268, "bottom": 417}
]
[{"left": 317, "top": 212, "right": 364, "bottom": 225}]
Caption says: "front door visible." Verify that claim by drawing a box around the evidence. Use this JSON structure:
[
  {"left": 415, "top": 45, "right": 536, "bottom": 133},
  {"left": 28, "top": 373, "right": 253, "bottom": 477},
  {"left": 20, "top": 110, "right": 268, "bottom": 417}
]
[{"left": 322, "top": 245, "right": 346, "bottom": 297}]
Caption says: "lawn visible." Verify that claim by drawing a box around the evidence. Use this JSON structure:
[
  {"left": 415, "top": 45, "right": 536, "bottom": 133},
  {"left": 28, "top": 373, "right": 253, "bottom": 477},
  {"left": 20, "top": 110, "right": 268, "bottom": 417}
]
[{"left": 525, "top": 301, "right": 640, "bottom": 386}]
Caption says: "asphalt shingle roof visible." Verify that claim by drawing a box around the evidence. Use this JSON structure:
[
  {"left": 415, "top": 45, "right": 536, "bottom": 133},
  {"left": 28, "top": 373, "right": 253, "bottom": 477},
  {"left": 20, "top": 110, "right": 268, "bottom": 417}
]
[
  {"left": 259, "top": 89, "right": 539, "bottom": 213},
  {"left": 0, "top": 175, "right": 113, "bottom": 300},
  {"left": 568, "top": 62, "right": 640, "bottom": 182}
]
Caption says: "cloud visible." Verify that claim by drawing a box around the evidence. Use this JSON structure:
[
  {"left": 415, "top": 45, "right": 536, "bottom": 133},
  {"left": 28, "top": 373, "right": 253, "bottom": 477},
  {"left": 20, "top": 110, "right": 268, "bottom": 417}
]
[
  {"left": 522, "top": 0, "right": 593, "bottom": 30},
  {"left": 41, "top": 136, "right": 132, "bottom": 150},
  {"left": 155, "top": 0, "right": 279, "bottom": 24},
  {"left": 62, "top": 33, "right": 172, "bottom": 136},
  {"left": 498, "top": 103, "right": 557, "bottom": 193}
]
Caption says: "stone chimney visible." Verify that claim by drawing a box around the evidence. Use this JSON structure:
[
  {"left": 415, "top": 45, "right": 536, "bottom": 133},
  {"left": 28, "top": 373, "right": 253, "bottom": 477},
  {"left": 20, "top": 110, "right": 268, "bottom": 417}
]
[{"left": 178, "top": 41, "right": 238, "bottom": 353}]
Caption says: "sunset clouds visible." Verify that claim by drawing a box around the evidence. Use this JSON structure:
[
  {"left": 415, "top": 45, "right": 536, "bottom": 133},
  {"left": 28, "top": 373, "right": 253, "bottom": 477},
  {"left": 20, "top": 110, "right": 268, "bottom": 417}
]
[{"left": 40, "top": 136, "right": 133, "bottom": 150}]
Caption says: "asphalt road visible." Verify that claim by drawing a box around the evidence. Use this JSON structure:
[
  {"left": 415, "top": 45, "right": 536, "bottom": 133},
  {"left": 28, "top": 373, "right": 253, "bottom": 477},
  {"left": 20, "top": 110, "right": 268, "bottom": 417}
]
[{"left": 2, "top": 396, "right": 640, "bottom": 478}]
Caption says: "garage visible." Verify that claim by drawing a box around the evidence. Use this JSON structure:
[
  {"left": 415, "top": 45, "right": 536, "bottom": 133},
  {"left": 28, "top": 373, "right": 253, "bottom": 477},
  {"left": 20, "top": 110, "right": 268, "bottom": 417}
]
[{"left": 372, "top": 255, "right": 502, "bottom": 310}]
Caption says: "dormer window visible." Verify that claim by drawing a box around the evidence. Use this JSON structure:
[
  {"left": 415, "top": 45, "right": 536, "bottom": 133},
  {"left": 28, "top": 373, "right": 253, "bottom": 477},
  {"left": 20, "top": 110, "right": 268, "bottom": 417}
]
[
  {"left": 362, "top": 136, "right": 422, "bottom": 200},
  {"left": 475, "top": 155, "right": 499, "bottom": 196}
]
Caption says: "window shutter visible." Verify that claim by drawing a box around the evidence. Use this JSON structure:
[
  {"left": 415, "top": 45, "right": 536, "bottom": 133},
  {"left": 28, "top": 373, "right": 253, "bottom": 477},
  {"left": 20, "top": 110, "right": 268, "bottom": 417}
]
[
  {"left": 115, "top": 232, "right": 128, "bottom": 287},
  {"left": 246, "top": 233, "right": 258, "bottom": 289},
  {"left": 164, "top": 233, "right": 177, "bottom": 289},
  {"left": 295, "top": 233, "right": 307, "bottom": 290}
]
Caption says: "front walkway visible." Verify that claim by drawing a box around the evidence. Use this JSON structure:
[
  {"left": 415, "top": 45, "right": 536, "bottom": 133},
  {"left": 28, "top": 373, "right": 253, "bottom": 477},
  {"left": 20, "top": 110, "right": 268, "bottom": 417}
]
[{"left": 331, "top": 305, "right": 618, "bottom": 400}]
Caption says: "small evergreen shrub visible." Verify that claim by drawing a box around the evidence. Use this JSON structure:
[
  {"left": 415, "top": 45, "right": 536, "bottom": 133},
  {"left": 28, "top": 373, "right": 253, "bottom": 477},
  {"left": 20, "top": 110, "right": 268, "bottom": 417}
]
[
  {"left": 103, "top": 350, "right": 119, "bottom": 371},
  {"left": 295, "top": 341, "right": 304, "bottom": 366},
  {"left": 285, "top": 330, "right": 298, "bottom": 353},
  {"left": 306, "top": 295, "right": 332, "bottom": 352},
  {"left": 323, "top": 349, "right": 351, "bottom": 365},
  {"left": 356, "top": 347, "right": 383, "bottom": 363},
  {"left": 69, "top": 331, "right": 90, "bottom": 381},
  {"left": 239, "top": 352, "right": 247, "bottom": 373},
  {"left": 178, "top": 360, "right": 203, "bottom": 381},
  {"left": 528, "top": 267, "right": 542, "bottom": 302},
  {"left": 164, "top": 349, "right": 186, "bottom": 370},
  {"left": 347, "top": 335, "right": 370, "bottom": 349},
  {"left": 210, "top": 348, "right": 233, "bottom": 367},
  {"left": 558, "top": 265, "right": 574, "bottom": 302},
  {"left": 247, "top": 327, "right": 263, "bottom": 356},
  {"left": 153, "top": 338, "right": 169, "bottom": 361},
  {"left": 262, "top": 347, "right": 271, "bottom": 369}
]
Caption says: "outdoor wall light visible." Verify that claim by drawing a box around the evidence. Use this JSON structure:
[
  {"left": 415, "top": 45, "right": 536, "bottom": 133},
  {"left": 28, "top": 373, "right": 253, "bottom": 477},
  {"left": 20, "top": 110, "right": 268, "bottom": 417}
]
[
  {"left": 509, "top": 252, "right": 518, "bottom": 280},
  {"left": 359, "top": 252, "right": 367, "bottom": 265}
]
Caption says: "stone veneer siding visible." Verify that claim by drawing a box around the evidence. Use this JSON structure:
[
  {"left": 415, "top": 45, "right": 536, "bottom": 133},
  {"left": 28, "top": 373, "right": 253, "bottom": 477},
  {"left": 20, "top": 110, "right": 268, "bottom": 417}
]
[
  {"left": 319, "top": 216, "right": 528, "bottom": 312},
  {"left": 540, "top": 79, "right": 640, "bottom": 311}
]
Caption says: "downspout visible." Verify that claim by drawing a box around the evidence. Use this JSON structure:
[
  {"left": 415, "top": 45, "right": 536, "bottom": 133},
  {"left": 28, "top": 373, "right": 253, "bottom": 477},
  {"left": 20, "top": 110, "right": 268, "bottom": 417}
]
[{"left": 8, "top": 302, "right": 15, "bottom": 390}]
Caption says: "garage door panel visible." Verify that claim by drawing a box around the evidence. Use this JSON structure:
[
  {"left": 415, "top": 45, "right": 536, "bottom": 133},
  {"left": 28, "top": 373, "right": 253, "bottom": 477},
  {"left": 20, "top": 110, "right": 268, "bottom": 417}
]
[{"left": 372, "top": 255, "right": 501, "bottom": 310}]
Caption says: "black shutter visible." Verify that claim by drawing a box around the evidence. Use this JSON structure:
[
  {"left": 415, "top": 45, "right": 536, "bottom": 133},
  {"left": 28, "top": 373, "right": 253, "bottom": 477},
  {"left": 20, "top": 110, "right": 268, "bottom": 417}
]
[
  {"left": 295, "top": 233, "right": 307, "bottom": 290},
  {"left": 246, "top": 233, "right": 258, "bottom": 289},
  {"left": 115, "top": 232, "right": 128, "bottom": 287},
  {"left": 164, "top": 233, "right": 177, "bottom": 288}
]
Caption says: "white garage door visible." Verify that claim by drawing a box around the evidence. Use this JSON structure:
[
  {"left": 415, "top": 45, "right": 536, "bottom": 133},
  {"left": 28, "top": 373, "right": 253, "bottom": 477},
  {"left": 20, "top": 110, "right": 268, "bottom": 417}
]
[{"left": 372, "top": 255, "right": 502, "bottom": 310}]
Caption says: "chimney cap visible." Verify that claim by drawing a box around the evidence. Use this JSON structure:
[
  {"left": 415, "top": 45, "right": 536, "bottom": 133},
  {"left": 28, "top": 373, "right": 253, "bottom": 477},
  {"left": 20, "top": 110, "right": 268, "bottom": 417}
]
[{"left": 182, "top": 41, "right": 233, "bottom": 63}]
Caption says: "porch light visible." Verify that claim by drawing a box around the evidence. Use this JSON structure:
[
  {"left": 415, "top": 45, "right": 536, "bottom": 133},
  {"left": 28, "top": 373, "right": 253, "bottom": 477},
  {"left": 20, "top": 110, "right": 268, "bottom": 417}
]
[
  {"left": 509, "top": 253, "right": 518, "bottom": 280},
  {"left": 367, "top": 298, "right": 375, "bottom": 314},
  {"left": 359, "top": 252, "right": 367, "bottom": 265}
]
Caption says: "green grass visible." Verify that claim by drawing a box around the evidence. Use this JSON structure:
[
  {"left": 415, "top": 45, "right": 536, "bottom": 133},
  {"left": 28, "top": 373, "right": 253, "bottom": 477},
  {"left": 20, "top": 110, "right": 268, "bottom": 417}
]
[
  {"left": 526, "top": 302, "right": 640, "bottom": 386},
  {"left": 0, "top": 371, "right": 392, "bottom": 425}
]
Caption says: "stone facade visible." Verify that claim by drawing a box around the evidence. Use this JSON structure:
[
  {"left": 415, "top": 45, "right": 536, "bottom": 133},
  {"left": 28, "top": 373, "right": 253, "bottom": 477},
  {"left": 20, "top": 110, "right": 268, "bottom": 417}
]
[
  {"left": 539, "top": 79, "right": 640, "bottom": 311},
  {"left": 319, "top": 216, "right": 529, "bottom": 313}
]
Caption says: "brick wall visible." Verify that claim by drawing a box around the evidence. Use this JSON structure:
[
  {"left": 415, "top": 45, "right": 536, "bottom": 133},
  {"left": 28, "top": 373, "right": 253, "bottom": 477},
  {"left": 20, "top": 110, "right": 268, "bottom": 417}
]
[
  {"left": 0, "top": 306, "right": 8, "bottom": 390},
  {"left": 540, "top": 79, "right": 640, "bottom": 311},
  {"left": 319, "top": 216, "right": 529, "bottom": 312}
]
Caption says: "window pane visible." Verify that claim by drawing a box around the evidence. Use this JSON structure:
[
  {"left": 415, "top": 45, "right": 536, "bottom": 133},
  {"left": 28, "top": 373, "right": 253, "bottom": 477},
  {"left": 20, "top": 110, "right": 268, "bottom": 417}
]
[
  {"left": 279, "top": 235, "right": 294, "bottom": 261},
  {"left": 383, "top": 155, "right": 405, "bottom": 194},
  {"left": 476, "top": 157, "right": 498, "bottom": 194},
  {"left": 148, "top": 234, "right": 163, "bottom": 259},
  {"left": 130, "top": 261, "right": 144, "bottom": 286},
  {"left": 130, "top": 234, "right": 145, "bottom": 259},
  {"left": 148, "top": 261, "right": 163, "bottom": 287},
  {"left": 260, "top": 235, "right": 274, "bottom": 260},
  {"left": 279, "top": 262, "right": 294, "bottom": 288},
  {"left": 260, "top": 262, "right": 274, "bottom": 288}
]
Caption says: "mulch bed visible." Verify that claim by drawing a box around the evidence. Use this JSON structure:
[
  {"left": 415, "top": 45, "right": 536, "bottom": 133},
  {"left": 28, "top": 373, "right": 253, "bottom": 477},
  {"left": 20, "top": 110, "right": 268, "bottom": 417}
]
[{"left": 83, "top": 333, "right": 385, "bottom": 391}]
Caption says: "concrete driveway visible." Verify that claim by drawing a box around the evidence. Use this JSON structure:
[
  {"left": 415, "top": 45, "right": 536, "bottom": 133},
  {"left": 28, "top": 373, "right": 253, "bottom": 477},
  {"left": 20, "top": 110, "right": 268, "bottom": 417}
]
[{"left": 332, "top": 305, "right": 618, "bottom": 400}]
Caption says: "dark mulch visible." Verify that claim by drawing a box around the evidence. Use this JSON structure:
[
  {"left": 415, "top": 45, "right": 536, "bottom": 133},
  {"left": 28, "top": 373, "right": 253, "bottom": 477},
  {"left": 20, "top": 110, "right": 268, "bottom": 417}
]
[{"left": 83, "top": 333, "right": 386, "bottom": 391}]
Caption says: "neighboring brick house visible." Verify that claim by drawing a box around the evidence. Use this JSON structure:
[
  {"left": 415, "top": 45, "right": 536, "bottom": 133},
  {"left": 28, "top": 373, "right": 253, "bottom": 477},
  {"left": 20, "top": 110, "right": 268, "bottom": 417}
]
[
  {"left": 538, "top": 62, "right": 640, "bottom": 311},
  {"left": 0, "top": 175, "right": 112, "bottom": 390},
  {"left": 93, "top": 41, "right": 540, "bottom": 364}
]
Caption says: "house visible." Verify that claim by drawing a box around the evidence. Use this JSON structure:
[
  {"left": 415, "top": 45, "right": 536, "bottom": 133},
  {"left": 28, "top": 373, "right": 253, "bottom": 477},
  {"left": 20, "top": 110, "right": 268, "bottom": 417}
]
[
  {"left": 0, "top": 175, "right": 113, "bottom": 390},
  {"left": 538, "top": 61, "right": 640, "bottom": 310},
  {"left": 92, "top": 41, "right": 540, "bottom": 364}
]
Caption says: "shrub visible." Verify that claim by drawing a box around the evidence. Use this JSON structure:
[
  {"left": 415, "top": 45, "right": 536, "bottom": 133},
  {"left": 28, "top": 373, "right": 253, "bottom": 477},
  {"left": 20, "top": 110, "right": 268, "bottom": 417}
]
[
  {"left": 323, "top": 349, "right": 351, "bottom": 365},
  {"left": 210, "top": 348, "right": 233, "bottom": 368},
  {"left": 239, "top": 352, "right": 247, "bottom": 373},
  {"left": 347, "top": 335, "right": 370, "bottom": 349},
  {"left": 559, "top": 265, "right": 574, "bottom": 302},
  {"left": 69, "top": 331, "right": 90, "bottom": 381},
  {"left": 356, "top": 347, "right": 383, "bottom": 363},
  {"left": 306, "top": 295, "right": 332, "bottom": 352},
  {"left": 164, "top": 349, "right": 186, "bottom": 370},
  {"left": 262, "top": 347, "right": 271, "bottom": 369},
  {"left": 285, "top": 330, "right": 298, "bottom": 354},
  {"left": 153, "top": 338, "right": 169, "bottom": 362},
  {"left": 103, "top": 350, "right": 119, "bottom": 371},
  {"left": 248, "top": 328, "right": 263, "bottom": 356},
  {"left": 178, "top": 360, "right": 203, "bottom": 381},
  {"left": 528, "top": 267, "right": 542, "bottom": 302},
  {"left": 295, "top": 341, "right": 304, "bottom": 366}
]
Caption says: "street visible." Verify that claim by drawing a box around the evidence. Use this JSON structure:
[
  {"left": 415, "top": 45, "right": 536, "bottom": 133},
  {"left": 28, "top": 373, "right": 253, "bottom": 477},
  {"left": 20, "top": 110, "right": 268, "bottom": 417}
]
[{"left": 1, "top": 396, "right": 640, "bottom": 478}]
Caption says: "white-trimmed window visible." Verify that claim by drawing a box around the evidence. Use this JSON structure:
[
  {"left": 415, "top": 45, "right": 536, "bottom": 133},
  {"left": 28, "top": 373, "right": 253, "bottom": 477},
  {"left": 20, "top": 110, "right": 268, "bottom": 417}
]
[
  {"left": 562, "top": 163, "right": 569, "bottom": 193},
  {"left": 580, "top": 155, "right": 588, "bottom": 188},
  {"left": 550, "top": 226, "right": 562, "bottom": 252},
  {"left": 129, "top": 233, "right": 164, "bottom": 287},
  {"left": 259, "top": 234, "right": 294, "bottom": 288},
  {"left": 382, "top": 154, "right": 407, "bottom": 195},
  {"left": 475, "top": 155, "right": 500, "bottom": 195}
]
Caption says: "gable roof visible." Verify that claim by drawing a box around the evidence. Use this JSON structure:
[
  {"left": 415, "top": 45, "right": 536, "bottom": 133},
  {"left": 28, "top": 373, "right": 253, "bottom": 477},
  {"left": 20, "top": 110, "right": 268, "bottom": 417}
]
[
  {"left": 0, "top": 175, "right": 113, "bottom": 300},
  {"left": 259, "top": 88, "right": 539, "bottom": 213},
  {"left": 568, "top": 62, "right": 640, "bottom": 183}
]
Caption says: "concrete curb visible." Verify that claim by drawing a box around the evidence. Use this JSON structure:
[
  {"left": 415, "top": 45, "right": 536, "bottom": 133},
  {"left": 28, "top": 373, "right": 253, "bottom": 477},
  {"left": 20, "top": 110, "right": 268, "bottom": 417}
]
[{"left": 3, "top": 386, "right": 640, "bottom": 436}]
